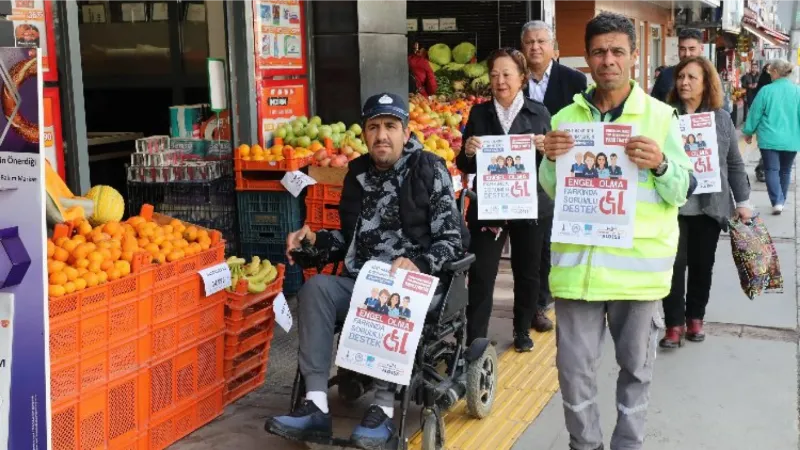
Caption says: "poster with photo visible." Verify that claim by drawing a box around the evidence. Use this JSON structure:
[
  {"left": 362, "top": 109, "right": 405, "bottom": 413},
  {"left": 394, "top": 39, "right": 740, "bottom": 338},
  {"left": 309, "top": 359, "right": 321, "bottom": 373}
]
[
  {"left": 475, "top": 134, "right": 538, "bottom": 220},
  {"left": 253, "top": 0, "right": 306, "bottom": 74},
  {"left": 552, "top": 123, "right": 638, "bottom": 249},
  {"left": 9, "top": 1, "right": 49, "bottom": 77},
  {"left": 0, "top": 48, "right": 48, "bottom": 450},
  {"left": 335, "top": 261, "right": 439, "bottom": 386},
  {"left": 679, "top": 112, "right": 721, "bottom": 194},
  {"left": 259, "top": 78, "right": 308, "bottom": 147}
]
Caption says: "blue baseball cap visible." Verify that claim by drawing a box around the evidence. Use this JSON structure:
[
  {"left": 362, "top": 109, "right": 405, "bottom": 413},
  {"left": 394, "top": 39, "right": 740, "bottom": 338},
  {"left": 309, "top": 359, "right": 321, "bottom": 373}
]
[{"left": 361, "top": 93, "right": 409, "bottom": 125}]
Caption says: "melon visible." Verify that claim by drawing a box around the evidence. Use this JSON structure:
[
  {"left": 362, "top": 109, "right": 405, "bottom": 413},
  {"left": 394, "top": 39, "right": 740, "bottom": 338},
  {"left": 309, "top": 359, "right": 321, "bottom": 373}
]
[{"left": 84, "top": 185, "right": 125, "bottom": 226}]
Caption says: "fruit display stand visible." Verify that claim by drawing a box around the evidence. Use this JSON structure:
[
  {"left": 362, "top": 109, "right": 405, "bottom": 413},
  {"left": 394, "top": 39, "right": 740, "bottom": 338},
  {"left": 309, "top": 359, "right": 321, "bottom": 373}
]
[
  {"left": 223, "top": 259, "right": 284, "bottom": 405},
  {"left": 48, "top": 204, "right": 228, "bottom": 450}
]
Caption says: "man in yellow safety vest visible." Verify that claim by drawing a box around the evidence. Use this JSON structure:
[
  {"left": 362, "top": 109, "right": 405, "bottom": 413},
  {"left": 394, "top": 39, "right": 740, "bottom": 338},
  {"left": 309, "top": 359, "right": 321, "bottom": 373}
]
[{"left": 539, "top": 12, "right": 692, "bottom": 450}]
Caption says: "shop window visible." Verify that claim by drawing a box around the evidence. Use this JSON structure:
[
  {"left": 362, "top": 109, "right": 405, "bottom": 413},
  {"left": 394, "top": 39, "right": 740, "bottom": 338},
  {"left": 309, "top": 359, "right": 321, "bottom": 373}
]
[{"left": 649, "top": 24, "right": 662, "bottom": 88}]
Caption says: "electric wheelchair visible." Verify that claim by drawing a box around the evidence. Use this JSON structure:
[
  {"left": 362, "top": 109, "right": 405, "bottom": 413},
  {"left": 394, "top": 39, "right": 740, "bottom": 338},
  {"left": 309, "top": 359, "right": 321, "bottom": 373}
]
[{"left": 266, "top": 190, "right": 498, "bottom": 450}]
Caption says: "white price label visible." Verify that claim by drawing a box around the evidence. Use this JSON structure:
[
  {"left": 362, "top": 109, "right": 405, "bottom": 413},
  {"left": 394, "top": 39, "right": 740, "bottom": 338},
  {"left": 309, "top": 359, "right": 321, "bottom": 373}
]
[
  {"left": 273, "top": 292, "right": 293, "bottom": 332},
  {"left": 198, "top": 262, "right": 231, "bottom": 297},
  {"left": 281, "top": 171, "right": 317, "bottom": 198}
]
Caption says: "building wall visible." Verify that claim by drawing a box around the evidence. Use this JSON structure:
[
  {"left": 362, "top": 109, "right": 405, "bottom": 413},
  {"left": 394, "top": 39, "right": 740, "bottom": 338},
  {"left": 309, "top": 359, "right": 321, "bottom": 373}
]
[{"left": 554, "top": 0, "right": 672, "bottom": 89}]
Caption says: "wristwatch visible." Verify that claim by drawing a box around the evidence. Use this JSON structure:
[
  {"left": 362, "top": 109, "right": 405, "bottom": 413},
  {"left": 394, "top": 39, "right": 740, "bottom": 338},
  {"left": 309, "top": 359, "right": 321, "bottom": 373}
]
[{"left": 651, "top": 155, "right": 669, "bottom": 177}]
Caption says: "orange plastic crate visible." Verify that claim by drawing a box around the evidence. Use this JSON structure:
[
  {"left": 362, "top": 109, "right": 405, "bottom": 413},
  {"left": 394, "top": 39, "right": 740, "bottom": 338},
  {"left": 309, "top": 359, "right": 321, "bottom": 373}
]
[
  {"left": 146, "top": 333, "right": 225, "bottom": 421},
  {"left": 51, "top": 332, "right": 151, "bottom": 407},
  {"left": 225, "top": 302, "right": 274, "bottom": 334},
  {"left": 149, "top": 294, "right": 225, "bottom": 363},
  {"left": 149, "top": 273, "right": 202, "bottom": 325},
  {"left": 305, "top": 200, "right": 341, "bottom": 230},
  {"left": 234, "top": 171, "right": 286, "bottom": 192},
  {"left": 225, "top": 264, "right": 285, "bottom": 311},
  {"left": 141, "top": 383, "right": 224, "bottom": 450},
  {"left": 50, "top": 369, "right": 148, "bottom": 450},
  {"left": 233, "top": 151, "right": 312, "bottom": 172},
  {"left": 222, "top": 340, "right": 272, "bottom": 381},
  {"left": 307, "top": 184, "right": 342, "bottom": 203},
  {"left": 224, "top": 319, "right": 274, "bottom": 359},
  {"left": 48, "top": 251, "right": 152, "bottom": 328},
  {"left": 224, "top": 366, "right": 266, "bottom": 405}
]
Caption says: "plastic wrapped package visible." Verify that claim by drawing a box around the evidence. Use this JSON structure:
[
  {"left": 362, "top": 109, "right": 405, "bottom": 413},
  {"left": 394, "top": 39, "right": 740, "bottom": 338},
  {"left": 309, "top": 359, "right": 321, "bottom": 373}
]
[{"left": 728, "top": 215, "right": 783, "bottom": 300}]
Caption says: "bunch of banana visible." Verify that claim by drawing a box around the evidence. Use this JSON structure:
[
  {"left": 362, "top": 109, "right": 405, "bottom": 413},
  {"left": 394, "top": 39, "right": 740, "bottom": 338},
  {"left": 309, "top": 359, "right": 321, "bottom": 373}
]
[{"left": 226, "top": 255, "right": 279, "bottom": 294}]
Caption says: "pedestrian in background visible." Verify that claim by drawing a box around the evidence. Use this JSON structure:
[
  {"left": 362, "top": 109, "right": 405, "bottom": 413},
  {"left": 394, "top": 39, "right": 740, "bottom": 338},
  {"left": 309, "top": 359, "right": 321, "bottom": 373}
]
[
  {"left": 520, "top": 20, "right": 587, "bottom": 332},
  {"left": 540, "top": 13, "right": 692, "bottom": 450},
  {"left": 457, "top": 47, "right": 551, "bottom": 352},
  {"left": 743, "top": 59, "right": 800, "bottom": 215},
  {"left": 660, "top": 57, "right": 752, "bottom": 348},
  {"left": 651, "top": 28, "right": 704, "bottom": 102}
]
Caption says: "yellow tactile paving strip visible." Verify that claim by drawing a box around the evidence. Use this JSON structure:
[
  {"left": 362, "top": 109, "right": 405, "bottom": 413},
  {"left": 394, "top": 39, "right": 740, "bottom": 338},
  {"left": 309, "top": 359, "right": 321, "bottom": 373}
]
[{"left": 408, "top": 310, "right": 559, "bottom": 450}]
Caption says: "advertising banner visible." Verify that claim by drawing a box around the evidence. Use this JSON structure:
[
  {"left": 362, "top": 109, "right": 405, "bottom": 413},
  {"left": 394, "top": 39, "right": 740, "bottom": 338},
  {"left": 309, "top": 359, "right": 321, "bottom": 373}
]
[
  {"left": 259, "top": 78, "right": 308, "bottom": 147},
  {"left": 552, "top": 123, "right": 638, "bottom": 249},
  {"left": 475, "top": 134, "right": 538, "bottom": 220},
  {"left": 253, "top": 0, "right": 306, "bottom": 75},
  {"left": 679, "top": 112, "right": 721, "bottom": 194},
  {"left": 335, "top": 261, "right": 439, "bottom": 386},
  {"left": 0, "top": 48, "right": 48, "bottom": 450},
  {"left": 8, "top": 1, "right": 50, "bottom": 77}
]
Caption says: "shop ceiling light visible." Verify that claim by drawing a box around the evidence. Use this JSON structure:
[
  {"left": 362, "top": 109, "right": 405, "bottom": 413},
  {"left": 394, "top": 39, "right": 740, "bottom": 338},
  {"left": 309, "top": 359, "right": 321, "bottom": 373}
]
[
  {"left": 0, "top": 227, "right": 30, "bottom": 289},
  {"left": 0, "top": 56, "right": 20, "bottom": 147}
]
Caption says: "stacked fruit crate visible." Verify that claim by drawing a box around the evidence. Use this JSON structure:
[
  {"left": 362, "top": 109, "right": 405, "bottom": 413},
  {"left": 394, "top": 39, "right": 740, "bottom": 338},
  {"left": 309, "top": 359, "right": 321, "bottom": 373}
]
[
  {"left": 234, "top": 144, "right": 308, "bottom": 294},
  {"left": 303, "top": 183, "right": 345, "bottom": 279},
  {"left": 48, "top": 205, "right": 227, "bottom": 450},
  {"left": 223, "top": 264, "right": 284, "bottom": 404}
]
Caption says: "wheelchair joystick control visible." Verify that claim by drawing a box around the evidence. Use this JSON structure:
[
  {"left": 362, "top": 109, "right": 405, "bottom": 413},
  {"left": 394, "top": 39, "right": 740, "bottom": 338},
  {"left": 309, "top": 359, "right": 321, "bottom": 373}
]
[{"left": 288, "top": 238, "right": 330, "bottom": 272}]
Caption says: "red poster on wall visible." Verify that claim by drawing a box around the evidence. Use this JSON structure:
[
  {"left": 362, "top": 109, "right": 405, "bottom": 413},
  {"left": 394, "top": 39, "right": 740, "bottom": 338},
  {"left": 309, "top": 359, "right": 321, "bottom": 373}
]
[
  {"left": 258, "top": 78, "right": 308, "bottom": 147},
  {"left": 43, "top": 0, "right": 56, "bottom": 81},
  {"left": 43, "top": 87, "right": 65, "bottom": 179},
  {"left": 252, "top": 0, "right": 307, "bottom": 76}
]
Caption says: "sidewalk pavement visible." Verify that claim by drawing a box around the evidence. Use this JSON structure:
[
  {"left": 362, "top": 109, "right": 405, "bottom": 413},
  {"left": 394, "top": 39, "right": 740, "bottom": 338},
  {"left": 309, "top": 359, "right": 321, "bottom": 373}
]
[{"left": 514, "top": 148, "right": 800, "bottom": 449}]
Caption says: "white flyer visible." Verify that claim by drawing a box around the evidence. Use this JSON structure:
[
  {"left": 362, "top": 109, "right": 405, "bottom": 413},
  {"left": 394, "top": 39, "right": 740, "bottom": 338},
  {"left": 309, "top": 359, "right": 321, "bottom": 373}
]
[
  {"left": 198, "top": 262, "right": 231, "bottom": 297},
  {"left": 475, "top": 134, "right": 538, "bottom": 220},
  {"left": 273, "top": 292, "right": 293, "bottom": 333},
  {"left": 0, "top": 293, "right": 14, "bottom": 450},
  {"left": 553, "top": 123, "right": 639, "bottom": 249},
  {"left": 281, "top": 170, "right": 317, "bottom": 198},
  {"left": 679, "top": 112, "right": 721, "bottom": 194},
  {"left": 335, "top": 261, "right": 439, "bottom": 386}
]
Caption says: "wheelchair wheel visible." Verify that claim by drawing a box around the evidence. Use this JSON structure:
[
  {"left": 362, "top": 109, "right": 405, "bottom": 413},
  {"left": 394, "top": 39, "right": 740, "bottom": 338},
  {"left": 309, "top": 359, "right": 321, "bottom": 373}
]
[
  {"left": 421, "top": 408, "right": 445, "bottom": 450},
  {"left": 465, "top": 345, "right": 498, "bottom": 419}
]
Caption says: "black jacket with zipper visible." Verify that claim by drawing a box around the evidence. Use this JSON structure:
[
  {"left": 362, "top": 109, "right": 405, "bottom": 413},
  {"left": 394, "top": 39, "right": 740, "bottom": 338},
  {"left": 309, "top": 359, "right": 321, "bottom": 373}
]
[{"left": 455, "top": 96, "right": 552, "bottom": 228}]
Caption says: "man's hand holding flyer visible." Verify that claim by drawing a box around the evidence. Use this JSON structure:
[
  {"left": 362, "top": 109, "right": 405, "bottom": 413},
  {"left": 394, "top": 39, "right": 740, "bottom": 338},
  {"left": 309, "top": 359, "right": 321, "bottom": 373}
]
[
  {"left": 552, "top": 123, "right": 639, "bottom": 248},
  {"left": 476, "top": 134, "right": 538, "bottom": 220},
  {"left": 679, "top": 112, "right": 721, "bottom": 194},
  {"left": 335, "top": 261, "right": 439, "bottom": 386}
]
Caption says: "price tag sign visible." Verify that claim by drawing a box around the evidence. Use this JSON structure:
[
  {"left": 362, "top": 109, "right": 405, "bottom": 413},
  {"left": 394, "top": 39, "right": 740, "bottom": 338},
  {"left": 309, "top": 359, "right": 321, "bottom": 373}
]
[
  {"left": 281, "top": 171, "right": 317, "bottom": 198},
  {"left": 198, "top": 262, "right": 231, "bottom": 297},
  {"left": 274, "top": 292, "right": 293, "bottom": 332}
]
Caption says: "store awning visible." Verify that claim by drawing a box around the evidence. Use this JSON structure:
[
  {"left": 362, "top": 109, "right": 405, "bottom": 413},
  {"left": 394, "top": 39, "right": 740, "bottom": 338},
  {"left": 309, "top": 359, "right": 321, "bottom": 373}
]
[{"left": 743, "top": 23, "right": 789, "bottom": 48}]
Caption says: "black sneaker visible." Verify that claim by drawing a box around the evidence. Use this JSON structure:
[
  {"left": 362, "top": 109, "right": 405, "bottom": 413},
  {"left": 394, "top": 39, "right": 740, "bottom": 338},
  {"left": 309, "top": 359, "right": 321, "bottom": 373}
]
[
  {"left": 514, "top": 331, "right": 534, "bottom": 352},
  {"left": 265, "top": 400, "right": 332, "bottom": 441},
  {"left": 350, "top": 405, "right": 397, "bottom": 450}
]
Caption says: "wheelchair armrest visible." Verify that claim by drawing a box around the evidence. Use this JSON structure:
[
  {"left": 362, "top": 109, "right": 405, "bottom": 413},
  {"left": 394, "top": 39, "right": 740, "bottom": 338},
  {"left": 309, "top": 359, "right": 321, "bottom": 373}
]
[{"left": 443, "top": 253, "right": 476, "bottom": 274}]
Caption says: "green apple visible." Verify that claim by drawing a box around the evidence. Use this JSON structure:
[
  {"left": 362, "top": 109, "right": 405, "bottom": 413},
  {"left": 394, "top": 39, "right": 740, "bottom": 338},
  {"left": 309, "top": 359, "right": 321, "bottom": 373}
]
[
  {"left": 306, "top": 124, "right": 319, "bottom": 139},
  {"left": 336, "top": 122, "right": 346, "bottom": 133},
  {"left": 275, "top": 126, "right": 288, "bottom": 139},
  {"left": 319, "top": 125, "right": 333, "bottom": 139},
  {"left": 349, "top": 124, "right": 362, "bottom": 135},
  {"left": 299, "top": 116, "right": 309, "bottom": 125},
  {"left": 292, "top": 124, "right": 305, "bottom": 137},
  {"left": 297, "top": 136, "right": 312, "bottom": 148},
  {"left": 310, "top": 116, "right": 323, "bottom": 126}
]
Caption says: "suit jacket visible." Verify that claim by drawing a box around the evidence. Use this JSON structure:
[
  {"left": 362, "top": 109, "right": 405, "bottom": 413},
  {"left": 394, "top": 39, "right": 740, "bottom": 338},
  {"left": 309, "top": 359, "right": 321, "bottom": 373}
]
[
  {"left": 524, "top": 60, "right": 588, "bottom": 116},
  {"left": 650, "top": 66, "right": 675, "bottom": 103}
]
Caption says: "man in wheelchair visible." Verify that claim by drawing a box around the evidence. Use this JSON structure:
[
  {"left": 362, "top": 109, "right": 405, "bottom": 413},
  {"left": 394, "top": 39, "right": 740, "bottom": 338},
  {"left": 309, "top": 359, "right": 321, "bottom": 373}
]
[{"left": 265, "top": 93, "right": 469, "bottom": 449}]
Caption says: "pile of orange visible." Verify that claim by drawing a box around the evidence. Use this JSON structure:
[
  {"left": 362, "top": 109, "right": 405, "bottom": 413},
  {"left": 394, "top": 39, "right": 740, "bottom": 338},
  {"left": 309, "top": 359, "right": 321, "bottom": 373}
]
[{"left": 48, "top": 216, "right": 213, "bottom": 298}]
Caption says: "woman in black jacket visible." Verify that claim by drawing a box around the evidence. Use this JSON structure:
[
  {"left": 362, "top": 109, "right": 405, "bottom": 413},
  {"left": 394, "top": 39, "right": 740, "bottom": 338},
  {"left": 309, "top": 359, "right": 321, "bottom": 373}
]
[
  {"left": 753, "top": 63, "right": 772, "bottom": 182},
  {"left": 456, "top": 47, "right": 552, "bottom": 352}
]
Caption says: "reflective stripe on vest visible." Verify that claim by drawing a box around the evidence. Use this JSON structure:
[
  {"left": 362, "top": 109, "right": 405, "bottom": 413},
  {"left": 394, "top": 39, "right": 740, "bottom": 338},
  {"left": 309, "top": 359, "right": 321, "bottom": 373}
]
[{"left": 552, "top": 250, "right": 675, "bottom": 273}]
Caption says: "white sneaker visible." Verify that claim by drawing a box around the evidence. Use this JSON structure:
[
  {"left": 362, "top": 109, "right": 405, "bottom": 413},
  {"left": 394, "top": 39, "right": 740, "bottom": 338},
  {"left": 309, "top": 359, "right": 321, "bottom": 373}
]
[{"left": 773, "top": 204, "right": 784, "bottom": 215}]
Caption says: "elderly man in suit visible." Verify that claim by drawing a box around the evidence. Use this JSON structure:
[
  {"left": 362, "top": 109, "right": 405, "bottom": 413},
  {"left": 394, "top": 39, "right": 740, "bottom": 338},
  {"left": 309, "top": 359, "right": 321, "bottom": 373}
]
[{"left": 521, "top": 20, "right": 588, "bottom": 333}]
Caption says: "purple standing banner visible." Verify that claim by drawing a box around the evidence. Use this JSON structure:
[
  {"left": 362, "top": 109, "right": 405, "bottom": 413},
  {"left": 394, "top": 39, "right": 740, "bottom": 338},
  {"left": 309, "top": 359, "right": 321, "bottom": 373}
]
[{"left": 0, "top": 47, "right": 49, "bottom": 450}]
